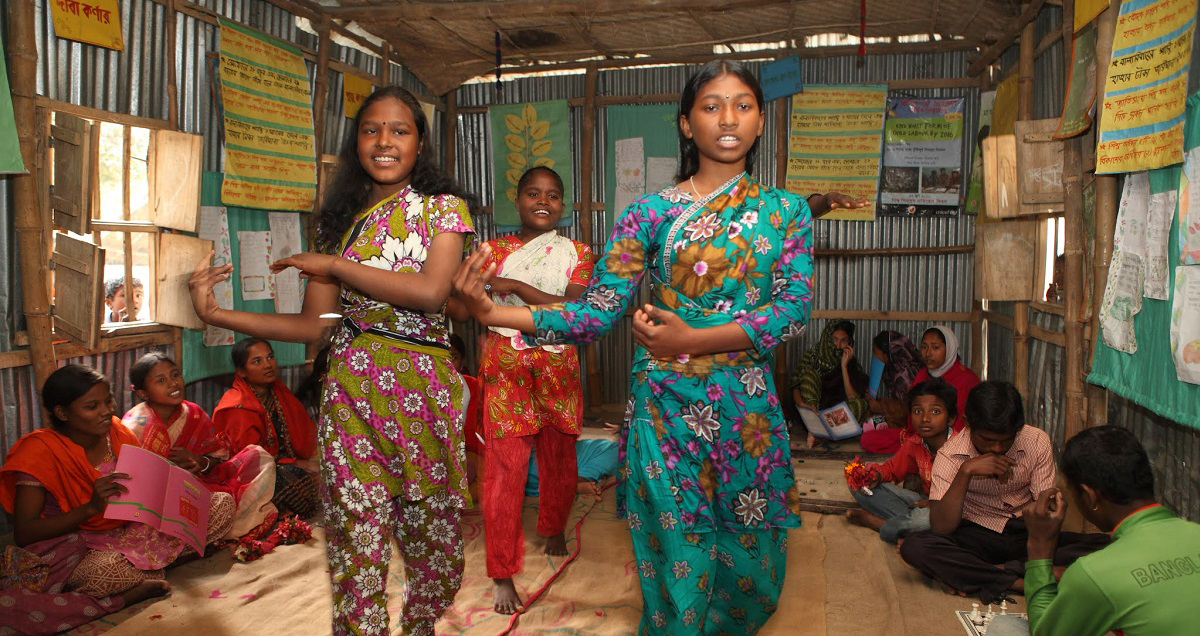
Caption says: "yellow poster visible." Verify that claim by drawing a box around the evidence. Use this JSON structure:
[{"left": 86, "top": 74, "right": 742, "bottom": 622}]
[
  {"left": 1075, "top": 0, "right": 1111, "bottom": 32},
  {"left": 991, "top": 74, "right": 1019, "bottom": 136},
  {"left": 342, "top": 73, "right": 373, "bottom": 118},
  {"left": 48, "top": 0, "right": 123, "bottom": 50},
  {"left": 785, "top": 84, "right": 887, "bottom": 222},
  {"left": 1096, "top": 0, "right": 1195, "bottom": 174},
  {"left": 219, "top": 19, "right": 316, "bottom": 212}
]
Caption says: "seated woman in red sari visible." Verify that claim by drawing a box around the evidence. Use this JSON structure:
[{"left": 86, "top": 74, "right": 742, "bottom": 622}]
[
  {"left": 0, "top": 365, "right": 234, "bottom": 633},
  {"left": 122, "top": 352, "right": 277, "bottom": 538},
  {"left": 213, "top": 338, "right": 319, "bottom": 519}
]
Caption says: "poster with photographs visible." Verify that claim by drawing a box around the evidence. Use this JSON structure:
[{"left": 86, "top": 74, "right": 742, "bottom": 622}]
[{"left": 879, "top": 98, "right": 965, "bottom": 217}]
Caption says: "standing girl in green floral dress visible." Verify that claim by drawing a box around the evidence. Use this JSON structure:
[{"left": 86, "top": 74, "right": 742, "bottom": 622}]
[
  {"left": 189, "top": 86, "right": 475, "bottom": 636},
  {"left": 454, "top": 60, "right": 864, "bottom": 634}
]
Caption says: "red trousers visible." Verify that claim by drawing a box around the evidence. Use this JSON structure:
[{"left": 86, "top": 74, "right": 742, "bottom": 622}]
[{"left": 482, "top": 427, "right": 578, "bottom": 578}]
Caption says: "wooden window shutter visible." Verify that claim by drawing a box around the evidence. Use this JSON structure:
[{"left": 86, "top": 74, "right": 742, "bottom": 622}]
[
  {"left": 975, "top": 219, "right": 1042, "bottom": 301},
  {"left": 156, "top": 233, "right": 212, "bottom": 330},
  {"left": 50, "top": 113, "right": 95, "bottom": 234},
  {"left": 149, "top": 129, "right": 203, "bottom": 232},
  {"left": 52, "top": 233, "right": 104, "bottom": 349}
]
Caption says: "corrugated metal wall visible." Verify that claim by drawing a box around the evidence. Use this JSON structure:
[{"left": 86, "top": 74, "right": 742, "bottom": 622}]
[{"left": 454, "top": 52, "right": 979, "bottom": 404}]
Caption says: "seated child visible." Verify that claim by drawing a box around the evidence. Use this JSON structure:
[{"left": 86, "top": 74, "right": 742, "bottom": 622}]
[
  {"left": 525, "top": 425, "right": 620, "bottom": 500},
  {"left": 0, "top": 365, "right": 235, "bottom": 632},
  {"left": 123, "top": 352, "right": 277, "bottom": 538},
  {"left": 899, "top": 381, "right": 1108, "bottom": 603},
  {"left": 846, "top": 378, "right": 957, "bottom": 543}
]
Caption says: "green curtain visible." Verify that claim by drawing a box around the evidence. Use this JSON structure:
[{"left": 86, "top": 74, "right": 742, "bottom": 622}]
[
  {"left": 488, "top": 100, "right": 573, "bottom": 231},
  {"left": 604, "top": 103, "right": 678, "bottom": 231},
  {"left": 182, "top": 171, "right": 306, "bottom": 382},
  {"left": 1087, "top": 91, "right": 1200, "bottom": 431}
]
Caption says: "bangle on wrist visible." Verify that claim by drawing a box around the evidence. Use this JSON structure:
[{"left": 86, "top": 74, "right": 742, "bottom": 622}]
[{"left": 201, "top": 456, "right": 212, "bottom": 472}]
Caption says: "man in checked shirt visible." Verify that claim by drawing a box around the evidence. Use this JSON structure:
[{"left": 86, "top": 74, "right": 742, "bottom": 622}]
[{"left": 898, "top": 381, "right": 1109, "bottom": 604}]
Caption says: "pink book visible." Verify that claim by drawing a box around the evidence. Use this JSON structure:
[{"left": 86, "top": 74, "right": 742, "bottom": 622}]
[{"left": 103, "top": 445, "right": 211, "bottom": 555}]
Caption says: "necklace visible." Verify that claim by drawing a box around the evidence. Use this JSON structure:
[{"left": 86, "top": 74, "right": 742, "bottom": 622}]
[{"left": 689, "top": 176, "right": 705, "bottom": 199}]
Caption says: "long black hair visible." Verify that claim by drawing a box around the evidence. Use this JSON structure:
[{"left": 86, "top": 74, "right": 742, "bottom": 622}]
[
  {"left": 314, "top": 86, "right": 478, "bottom": 252},
  {"left": 42, "top": 364, "right": 109, "bottom": 429},
  {"left": 676, "top": 59, "right": 765, "bottom": 182}
]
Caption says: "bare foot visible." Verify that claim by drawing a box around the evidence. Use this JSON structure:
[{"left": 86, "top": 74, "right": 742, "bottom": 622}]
[
  {"left": 544, "top": 533, "right": 568, "bottom": 556},
  {"left": 576, "top": 480, "right": 602, "bottom": 499},
  {"left": 845, "top": 508, "right": 885, "bottom": 532},
  {"left": 808, "top": 433, "right": 818, "bottom": 449},
  {"left": 121, "top": 579, "right": 170, "bottom": 606},
  {"left": 492, "top": 578, "right": 523, "bottom": 615}
]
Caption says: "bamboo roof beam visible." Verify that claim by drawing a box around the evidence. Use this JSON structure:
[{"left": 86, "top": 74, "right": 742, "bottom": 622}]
[{"left": 967, "top": 0, "right": 1047, "bottom": 75}]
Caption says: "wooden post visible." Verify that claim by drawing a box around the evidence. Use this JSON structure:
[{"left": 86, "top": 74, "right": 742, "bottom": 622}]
[
  {"left": 312, "top": 16, "right": 331, "bottom": 167},
  {"left": 1085, "top": 0, "right": 1122, "bottom": 427},
  {"left": 378, "top": 42, "right": 391, "bottom": 87},
  {"left": 1061, "top": 0, "right": 1087, "bottom": 441},
  {"left": 8, "top": 0, "right": 57, "bottom": 387},
  {"left": 580, "top": 65, "right": 602, "bottom": 407},
  {"left": 1013, "top": 14, "right": 1036, "bottom": 399},
  {"left": 774, "top": 94, "right": 790, "bottom": 389},
  {"left": 165, "top": 0, "right": 180, "bottom": 128},
  {"left": 970, "top": 71, "right": 991, "bottom": 376},
  {"left": 444, "top": 91, "right": 457, "bottom": 176}
]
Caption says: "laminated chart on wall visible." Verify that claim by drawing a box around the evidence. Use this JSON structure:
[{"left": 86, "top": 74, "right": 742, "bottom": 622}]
[
  {"left": 964, "top": 91, "right": 995, "bottom": 217},
  {"left": 785, "top": 84, "right": 887, "bottom": 221},
  {"left": 1056, "top": 23, "right": 1099, "bottom": 139},
  {"left": 612, "top": 138, "right": 645, "bottom": 221},
  {"left": 237, "top": 231, "right": 274, "bottom": 302},
  {"left": 0, "top": 31, "right": 24, "bottom": 174},
  {"left": 198, "top": 206, "right": 235, "bottom": 347},
  {"left": 48, "top": 0, "right": 123, "bottom": 50},
  {"left": 342, "top": 73, "right": 373, "bottom": 119},
  {"left": 218, "top": 19, "right": 317, "bottom": 211},
  {"left": 1171, "top": 265, "right": 1200, "bottom": 384},
  {"left": 1095, "top": 0, "right": 1195, "bottom": 174},
  {"left": 878, "top": 98, "right": 965, "bottom": 217},
  {"left": 1180, "top": 92, "right": 1200, "bottom": 264},
  {"left": 605, "top": 103, "right": 679, "bottom": 229},
  {"left": 489, "top": 100, "right": 572, "bottom": 231},
  {"left": 268, "top": 212, "right": 303, "bottom": 314}
]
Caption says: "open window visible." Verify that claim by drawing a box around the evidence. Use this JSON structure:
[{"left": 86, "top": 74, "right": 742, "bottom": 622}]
[{"left": 46, "top": 106, "right": 204, "bottom": 348}]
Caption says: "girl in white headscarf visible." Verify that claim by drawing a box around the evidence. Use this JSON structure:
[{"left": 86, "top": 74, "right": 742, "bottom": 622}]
[{"left": 910, "top": 325, "right": 980, "bottom": 433}]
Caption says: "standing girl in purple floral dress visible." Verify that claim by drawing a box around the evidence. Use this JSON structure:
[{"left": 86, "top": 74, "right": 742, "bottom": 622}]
[
  {"left": 188, "top": 86, "right": 475, "bottom": 636},
  {"left": 454, "top": 60, "right": 865, "bottom": 634}
]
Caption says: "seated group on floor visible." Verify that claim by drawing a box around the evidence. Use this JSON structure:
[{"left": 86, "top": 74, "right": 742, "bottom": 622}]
[
  {"left": 837, "top": 348, "right": 1200, "bottom": 635},
  {"left": 0, "top": 340, "right": 322, "bottom": 635},
  {"left": 790, "top": 319, "right": 980, "bottom": 454}
]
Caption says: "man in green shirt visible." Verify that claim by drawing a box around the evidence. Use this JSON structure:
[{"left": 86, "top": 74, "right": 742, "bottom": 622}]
[{"left": 988, "top": 426, "right": 1200, "bottom": 636}]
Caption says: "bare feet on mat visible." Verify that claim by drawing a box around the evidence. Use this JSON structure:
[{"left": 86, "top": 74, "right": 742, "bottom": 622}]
[
  {"left": 122, "top": 579, "right": 170, "bottom": 606},
  {"left": 808, "top": 433, "right": 818, "bottom": 449},
  {"left": 845, "top": 508, "right": 885, "bottom": 531},
  {"left": 544, "top": 533, "right": 568, "bottom": 556},
  {"left": 493, "top": 578, "right": 524, "bottom": 614}
]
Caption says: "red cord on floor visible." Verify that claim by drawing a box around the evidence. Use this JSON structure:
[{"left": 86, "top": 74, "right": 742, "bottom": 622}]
[{"left": 497, "top": 481, "right": 616, "bottom": 636}]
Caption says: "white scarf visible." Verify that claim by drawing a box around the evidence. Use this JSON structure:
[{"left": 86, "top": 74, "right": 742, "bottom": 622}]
[
  {"left": 929, "top": 325, "right": 960, "bottom": 378},
  {"left": 489, "top": 231, "right": 578, "bottom": 352}
]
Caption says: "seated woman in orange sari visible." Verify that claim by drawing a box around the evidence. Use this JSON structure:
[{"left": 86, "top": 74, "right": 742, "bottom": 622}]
[
  {"left": 213, "top": 338, "right": 319, "bottom": 519},
  {"left": 0, "top": 365, "right": 234, "bottom": 632},
  {"left": 122, "top": 352, "right": 277, "bottom": 538}
]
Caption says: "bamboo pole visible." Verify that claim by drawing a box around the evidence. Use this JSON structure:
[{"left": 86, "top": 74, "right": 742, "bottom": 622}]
[
  {"left": 166, "top": 0, "right": 179, "bottom": 128},
  {"left": 1061, "top": 0, "right": 1087, "bottom": 441},
  {"left": 970, "top": 70, "right": 990, "bottom": 377},
  {"left": 378, "top": 42, "right": 391, "bottom": 86},
  {"left": 312, "top": 16, "right": 331, "bottom": 172},
  {"left": 1013, "top": 14, "right": 1036, "bottom": 399},
  {"left": 1086, "top": 0, "right": 1122, "bottom": 426},
  {"left": 8, "top": 0, "right": 57, "bottom": 388},
  {"left": 580, "top": 65, "right": 602, "bottom": 408},
  {"left": 774, "top": 96, "right": 790, "bottom": 392},
  {"left": 444, "top": 91, "right": 457, "bottom": 176}
]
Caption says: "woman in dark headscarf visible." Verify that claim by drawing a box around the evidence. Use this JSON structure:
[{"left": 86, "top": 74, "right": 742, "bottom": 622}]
[
  {"left": 861, "top": 330, "right": 926, "bottom": 454},
  {"left": 789, "top": 320, "right": 870, "bottom": 444}
]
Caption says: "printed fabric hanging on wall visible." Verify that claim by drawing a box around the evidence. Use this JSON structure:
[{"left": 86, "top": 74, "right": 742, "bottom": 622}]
[{"left": 488, "top": 100, "right": 573, "bottom": 232}]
